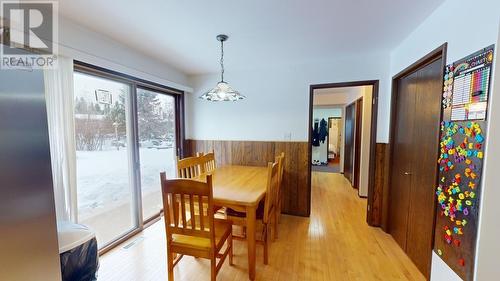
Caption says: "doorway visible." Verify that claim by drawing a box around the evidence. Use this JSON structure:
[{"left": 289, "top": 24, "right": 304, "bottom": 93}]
[
  {"left": 311, "top": 107, "right": 343, "bottom": 173},
  {"left": 387, "top": 44, "right": 447, "bottom": 278},
  {"left": 308, "top": 80, "right": 379, "bottom": 224},
  {"left": 343, "top": 98, "right": 363, "bottom": 189},
  {"left": 327, "top": 117, "right": 342, "bottom": 169}
]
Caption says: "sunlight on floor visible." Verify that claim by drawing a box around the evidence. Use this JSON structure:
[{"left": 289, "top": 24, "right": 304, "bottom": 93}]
[{"left": 97, "top": 172, "right": 425, "bottom": 281}]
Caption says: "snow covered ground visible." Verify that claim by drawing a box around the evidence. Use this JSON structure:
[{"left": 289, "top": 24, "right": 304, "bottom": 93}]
[{"left": 76, "top": 147, "right": 177, "bottom": 223}]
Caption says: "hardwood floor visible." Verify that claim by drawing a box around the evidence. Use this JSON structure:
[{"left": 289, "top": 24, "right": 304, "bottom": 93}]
[{"left": 98, "top": 172, "right": 424, "bottom": 281}]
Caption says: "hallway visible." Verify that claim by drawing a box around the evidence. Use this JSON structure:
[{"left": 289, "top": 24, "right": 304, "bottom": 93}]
[{"left": 98, "top": 172, "right": 424, "bottom": 281}]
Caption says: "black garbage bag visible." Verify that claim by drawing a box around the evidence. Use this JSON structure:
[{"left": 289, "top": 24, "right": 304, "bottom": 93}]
[{"left": 60, "top": 237, "right": 99, "bottom": 281}]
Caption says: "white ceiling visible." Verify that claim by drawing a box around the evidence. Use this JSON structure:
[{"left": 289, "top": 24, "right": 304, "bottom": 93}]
[
  {"left": 313, "top": 86, "right": 367, "bottom": 106},
  {"left": 58, "top": 0, "right": 444, "bottom": 75}
]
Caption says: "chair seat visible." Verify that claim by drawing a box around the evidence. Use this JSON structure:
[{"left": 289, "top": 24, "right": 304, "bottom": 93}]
[
  {"left": 172, "top": 218, "right": 232, "bottom": 251},
  {"left": 192, "top": 203, "right": 223, "bottom": 214},
  {"left": 226, "top": 200, "right": 265, "bottom": 219}
]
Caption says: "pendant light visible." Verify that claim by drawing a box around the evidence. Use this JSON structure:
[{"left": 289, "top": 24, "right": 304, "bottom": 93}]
[{"left": 199, "top": 34, "right": 245, "bottom": 101}]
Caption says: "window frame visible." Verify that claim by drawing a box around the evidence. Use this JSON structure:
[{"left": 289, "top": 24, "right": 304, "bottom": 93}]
[{"left": 73, "top": 60, "right": 185, "bottom": 254}]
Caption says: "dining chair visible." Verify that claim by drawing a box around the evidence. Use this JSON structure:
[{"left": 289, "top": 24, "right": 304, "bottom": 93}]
[
  {"left": 174, "top": 155, "right": 205, "bottom": 228},
  {"left": 198, "top": 151, "right": 216, "bottom": 174},
  {"left": 177, "top": 155, "right": 203, "bottom": 179},
  {"left": 225, "top": 161, "right": 279, "bottom": 265},
  {"left": 274, "top": 152, "right": 285, "bottom": 239},
  {"left": 276, "top": 152, "right": 285, "bottom": 223},
  {"left": 196, "top": 151, "right": 224, "bottom": 215},
  {"left": 161, "top": 173, "right": 233, "bottom": 281}
]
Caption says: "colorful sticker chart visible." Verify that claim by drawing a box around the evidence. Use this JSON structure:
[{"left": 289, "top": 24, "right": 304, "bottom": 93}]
[
  {"left": 442, "top": 65, "right": 454, "bottom": 109},
  {"left": 449, "top": 47, "right": 494, "bottom": 121},
  {"left": 434, "top": 45, "right": 494, "bottom": 281}
]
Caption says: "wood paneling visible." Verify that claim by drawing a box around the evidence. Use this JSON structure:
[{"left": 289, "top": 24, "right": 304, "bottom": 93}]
[
  {"left": 368, "top": 143, "right": 390, "bottom": 227},
  {"left": 185, "top": 140, "right": 310, "bottom": 217}
]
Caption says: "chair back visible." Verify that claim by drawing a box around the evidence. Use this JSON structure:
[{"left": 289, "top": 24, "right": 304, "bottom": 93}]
[
  {"left": 199, "top": 152, "right": 216, "bottom": 174},
  {"left": 275, "top": 153, "right": 285, "bottom": 213},
  {"left": 177, "top": 156, "right": 203, "bottom": 178},
  {"left": 160, "top": 173, "right": 216, "bottom": 247},
  {"left": 275, "top": 152, "right": 285, "bottom": 188},
  {"left": 263, "top": 161, "right": 280, "bottom": 224},
  {"left": 276, "top": 152, "right": 285, "bottom": 188}
]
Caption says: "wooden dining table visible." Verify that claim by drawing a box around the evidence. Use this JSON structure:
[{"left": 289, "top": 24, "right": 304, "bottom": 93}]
[{"left": 195, "top": 165, "right": 268, "bottom": 280}]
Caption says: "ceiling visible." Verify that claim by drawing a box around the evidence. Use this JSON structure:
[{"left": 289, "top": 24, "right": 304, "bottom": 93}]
[
  {"left": 313, "top": 86, "right": 367, "bottom": 106},
  {"left": 58, "top": 0, "right": 444, "bottom": 75}
]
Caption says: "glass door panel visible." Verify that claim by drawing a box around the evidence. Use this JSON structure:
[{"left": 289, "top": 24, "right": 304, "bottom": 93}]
[
  {"left": 137, "top": 88, "right": 177, "bottom": 221},
  {"left": 73, "top": 72, "right": 136, "bottom": 247}
]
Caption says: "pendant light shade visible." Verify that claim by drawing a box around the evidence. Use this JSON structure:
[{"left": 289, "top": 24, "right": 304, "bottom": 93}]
[
  {"left": 200, "top": 81, "right": 244, "bottom": 101},
  {"left": 199, "top": 34, "right": 245, "bottom": 102}
]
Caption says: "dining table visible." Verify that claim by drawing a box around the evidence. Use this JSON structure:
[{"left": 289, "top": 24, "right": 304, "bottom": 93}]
[{"left": 195, "top": 165, "right": 268, "bottom": 280}]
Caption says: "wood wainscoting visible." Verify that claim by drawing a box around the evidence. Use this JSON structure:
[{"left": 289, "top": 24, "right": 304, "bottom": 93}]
[
  {"left": 367, "top": 143, "right": 390, "bottom": 228},
  {"left": 185, "top": 140, "right": 310, "bottom": 217}
]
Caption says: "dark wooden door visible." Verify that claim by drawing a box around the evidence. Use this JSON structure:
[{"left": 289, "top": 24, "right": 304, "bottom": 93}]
[
  {"left": 353, "top": 98, "right": 363, "bottom": 189},
  {"left": 389, "top": 57, "right": 443, "bottom": 278},
  {"left": 344, "top": 102, "right": 355, "bottom": 183},
  {"left": 389, "top": 71, "right": 417, "bottom": 250},
  {"left": 405, "top": 58, "right": 442, "bottom": 276}
]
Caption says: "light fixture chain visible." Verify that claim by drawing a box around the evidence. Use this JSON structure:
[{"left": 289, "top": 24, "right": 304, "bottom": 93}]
[
  {"left": 220, "top": 39, "right": 224, "bottom": 82},
  {"left": 199, "top": 34, "right": 244, "bottom": 101}
]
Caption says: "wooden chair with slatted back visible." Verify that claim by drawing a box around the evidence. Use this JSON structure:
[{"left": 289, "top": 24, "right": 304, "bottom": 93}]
[
  {"left": 161, "top": 173, "right": 233, "bottom": 281},
  {"left": 177, "top": 155, "right": 203, "bottom": 179},
  {"left": 195, "top": 151, "right": 224, "bottom": 214},
  {"left": 225, "top": 161, "right": 279, "bottom": 264},
  {"left": 274, "top": 152, "right": 285, "bottom": 239},
  {"left": 196, "top": 151, "right": 216, "bottom": 174}
]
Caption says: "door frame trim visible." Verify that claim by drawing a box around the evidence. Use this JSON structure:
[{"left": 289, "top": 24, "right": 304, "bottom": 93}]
[
  {"left": 381, "top": 42, "right": 448, "bottom": 233},
  {"left": 385, "top": 43, "right": 447, "bottom": 279},
  {"left": 383, "top": 43, "right": 447, "bottom": 232},
  {"left": 327, "top": 117, "right": 342, "bottom": 162},
  {"left": 308, "top": 80, "right": 379, "bottom": 223},
  {"left": 344, "top": 101, "right": 356, "bottom": 185},
  {"left": 353, "top": 97, "right": 363, "bottom": 190}
]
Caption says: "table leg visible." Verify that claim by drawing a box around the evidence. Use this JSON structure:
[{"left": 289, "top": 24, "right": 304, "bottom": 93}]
[{"left": 246, "top": 205, "right": 256, "bottom": 280}]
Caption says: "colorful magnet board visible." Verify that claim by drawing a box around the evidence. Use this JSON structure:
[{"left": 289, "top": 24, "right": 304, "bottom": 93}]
[{"left": 434, "top": 45, "right": 494, "bottom": 281}]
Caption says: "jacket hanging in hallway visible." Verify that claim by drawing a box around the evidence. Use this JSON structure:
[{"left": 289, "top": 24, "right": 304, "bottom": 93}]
[
  {"left": 319, "top": 118, "right": 328, "bottom": 143},
  {"left": 312, "top": 120, "right": 320, "bottom": 146},
  {"left": 312, "top": 118, "right": 328, "bottom": 146}
]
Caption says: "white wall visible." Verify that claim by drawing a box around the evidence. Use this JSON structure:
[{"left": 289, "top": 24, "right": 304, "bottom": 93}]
[
  {"left": 312, "top": 107, "right": 342, "bottom": 165},
  {"left": 389, "top": 0, "right": 500, "bottom": 280},
  {"left": 475, "top": 27, "right": 500, "bottom": 281},
  {"left": 390, "top": 0, "right": 500, "bottom": 76},
  {"left": 186, "top": 52, "right": 391, "bottom": 142},
  {"left": 430, "top": 252, "right": 462, "bottom": 281},
  {"left": 57, "top": 16, "right": 191, "bottom": 92}
]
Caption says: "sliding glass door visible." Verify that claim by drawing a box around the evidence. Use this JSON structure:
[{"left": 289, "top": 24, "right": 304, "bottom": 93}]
[
  {"left": 73, "top": 72, "right": 137, "bottom": 247},
  {"left": 137, "top": 88, "right": 177, "bottom": 221},
  {"left": 73, "top": 64, "right": 183, "bottom": 250}
]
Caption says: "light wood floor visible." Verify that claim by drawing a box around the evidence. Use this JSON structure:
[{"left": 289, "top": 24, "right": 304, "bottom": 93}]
[{"left": 98, "top": 172, "right": 425, "bottom": 281}]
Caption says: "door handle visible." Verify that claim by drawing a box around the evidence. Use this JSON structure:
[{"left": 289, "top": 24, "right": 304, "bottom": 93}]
[{"left": 404, "top": 172, "right": 412, "bottom": 175}]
